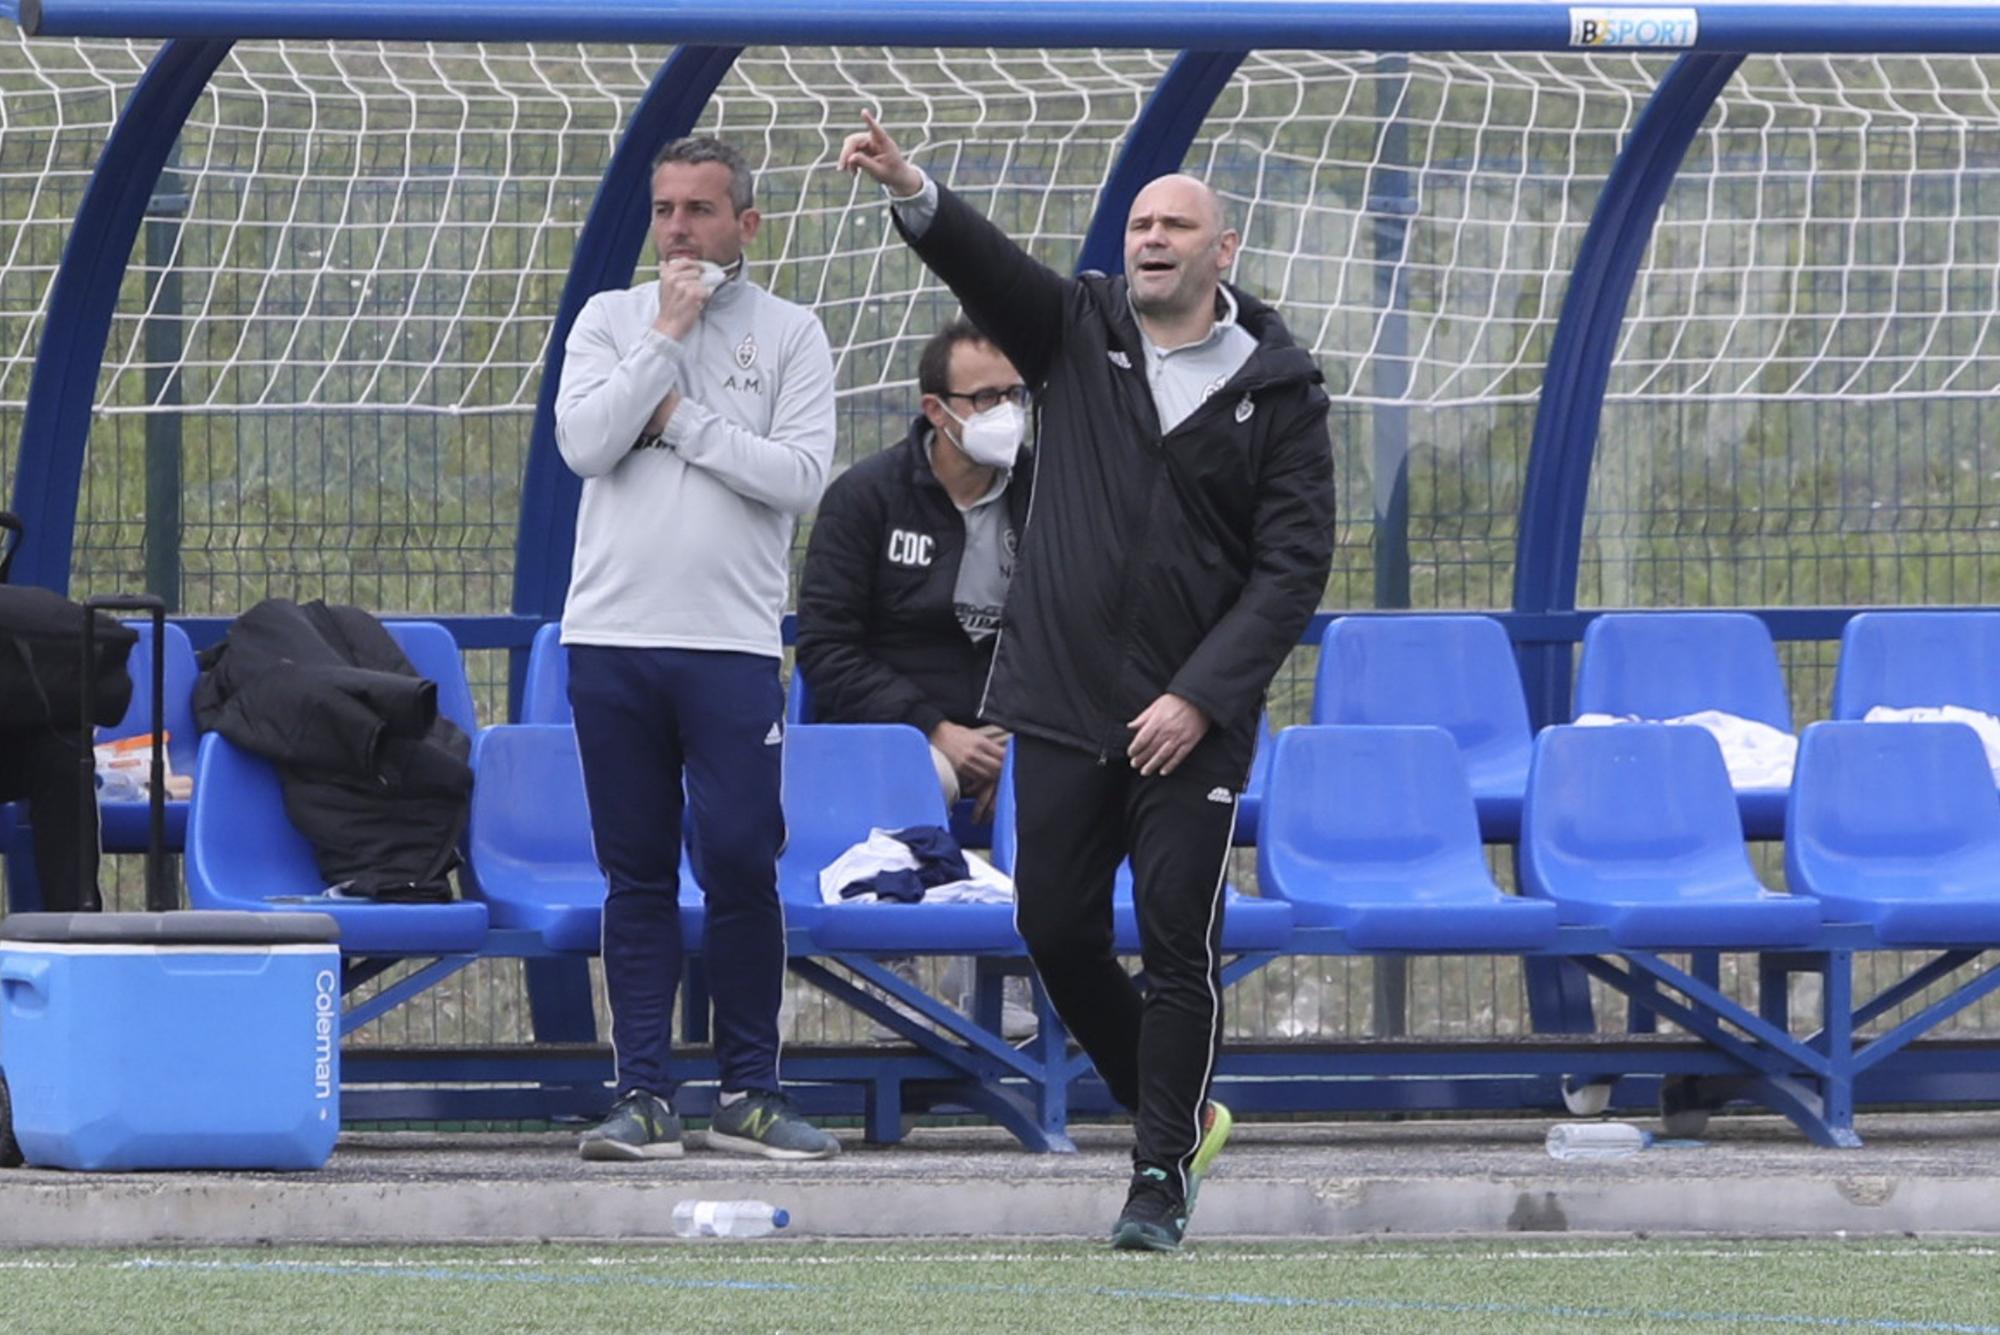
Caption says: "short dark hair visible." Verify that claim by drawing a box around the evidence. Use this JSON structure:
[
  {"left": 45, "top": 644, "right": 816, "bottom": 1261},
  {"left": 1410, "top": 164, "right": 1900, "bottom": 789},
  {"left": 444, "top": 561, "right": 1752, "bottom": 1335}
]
[
  {"left": 650, "top": 136, "right": 754, "bottom": 214},
  {"left": 917, "top": 318, "right": 995, "bottom": 398}
]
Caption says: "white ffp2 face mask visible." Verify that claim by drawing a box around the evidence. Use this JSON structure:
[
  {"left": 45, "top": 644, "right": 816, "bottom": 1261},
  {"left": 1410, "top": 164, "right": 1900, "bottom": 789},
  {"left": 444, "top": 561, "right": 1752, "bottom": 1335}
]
[
  {"left": 696, "top": 256, "right": 743, "bottom": 292},
  {"left": 945, "top": 400, "right": 1027, "bottom": 470}
]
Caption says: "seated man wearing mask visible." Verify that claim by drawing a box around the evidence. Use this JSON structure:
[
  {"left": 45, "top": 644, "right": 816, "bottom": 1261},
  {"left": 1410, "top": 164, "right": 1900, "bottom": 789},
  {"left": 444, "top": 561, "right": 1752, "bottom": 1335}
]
[{"left": 797, "top": 317, "right": 1035, "bottom": 1038}]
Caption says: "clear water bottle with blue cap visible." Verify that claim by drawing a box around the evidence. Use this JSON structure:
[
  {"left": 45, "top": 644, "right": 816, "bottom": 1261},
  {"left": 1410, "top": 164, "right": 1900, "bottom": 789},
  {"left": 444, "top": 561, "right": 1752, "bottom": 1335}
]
[
  {"left": 671, "top": 1199, "right": 790, "bottom": 1238},
  {"left": 1545, "top": 1122, "right": 1651, "bottom": 1161}
]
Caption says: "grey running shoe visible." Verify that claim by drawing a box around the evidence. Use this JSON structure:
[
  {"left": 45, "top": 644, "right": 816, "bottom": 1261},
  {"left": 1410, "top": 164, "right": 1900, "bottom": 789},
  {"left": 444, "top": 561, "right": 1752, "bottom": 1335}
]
[
  {"left": 706, "top": 1090, "right": 840, "bottom": 1161},
  {"left": 579, "top": 1089, "right": 683, "bottom": 1161}
]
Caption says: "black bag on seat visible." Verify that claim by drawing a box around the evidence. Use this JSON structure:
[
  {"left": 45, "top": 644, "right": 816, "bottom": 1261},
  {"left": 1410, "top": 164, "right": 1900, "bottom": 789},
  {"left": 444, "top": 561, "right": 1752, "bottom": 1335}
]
[{"left": 0, "top": 586, "right": 137, "bottom": 733}]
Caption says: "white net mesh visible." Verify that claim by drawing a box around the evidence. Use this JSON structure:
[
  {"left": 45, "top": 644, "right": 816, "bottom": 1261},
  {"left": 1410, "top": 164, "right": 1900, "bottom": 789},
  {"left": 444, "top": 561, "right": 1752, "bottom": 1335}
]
[{"left": 2, "top": 40, "right": 1998, "bottom": 428}]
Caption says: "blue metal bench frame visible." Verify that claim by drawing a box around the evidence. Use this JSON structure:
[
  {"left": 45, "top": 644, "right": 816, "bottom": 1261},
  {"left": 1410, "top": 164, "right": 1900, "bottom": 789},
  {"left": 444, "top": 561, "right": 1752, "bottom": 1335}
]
[
  {"left": 31, "top": 603, "right": 2000, "bottom": 1151},
  {"left": 9, "top": 7, "right": 2000, "bottom": 1149}
]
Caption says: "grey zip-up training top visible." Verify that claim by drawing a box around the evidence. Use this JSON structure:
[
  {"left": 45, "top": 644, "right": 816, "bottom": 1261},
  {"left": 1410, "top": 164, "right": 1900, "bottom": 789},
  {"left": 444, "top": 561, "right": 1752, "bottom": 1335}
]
[{"left": 555, "top": 275, "right": 838, "bottom": 659}]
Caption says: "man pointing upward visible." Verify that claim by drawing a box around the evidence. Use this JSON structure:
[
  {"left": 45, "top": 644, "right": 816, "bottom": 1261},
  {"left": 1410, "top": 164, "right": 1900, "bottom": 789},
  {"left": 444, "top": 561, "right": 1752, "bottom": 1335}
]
[{"left": 842, "top": 113, "right": 1335, "bottom": 1250}]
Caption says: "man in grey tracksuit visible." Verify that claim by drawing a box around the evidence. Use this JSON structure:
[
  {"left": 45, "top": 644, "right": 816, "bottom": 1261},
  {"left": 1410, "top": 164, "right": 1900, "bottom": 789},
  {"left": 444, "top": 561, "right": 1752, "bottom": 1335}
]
[{"left": 556, "top": 136, "right": 839, "bottom": 1162}]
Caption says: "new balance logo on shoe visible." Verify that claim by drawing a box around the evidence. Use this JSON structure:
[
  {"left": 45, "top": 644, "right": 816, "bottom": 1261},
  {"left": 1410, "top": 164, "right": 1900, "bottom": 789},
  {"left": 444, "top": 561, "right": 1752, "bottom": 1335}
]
[
  {"left": 1206, "top": 787, "right": 1233, "bottom": 804},
  {"left": 764, "top": 722, "right": 783, "bottom": 746}
]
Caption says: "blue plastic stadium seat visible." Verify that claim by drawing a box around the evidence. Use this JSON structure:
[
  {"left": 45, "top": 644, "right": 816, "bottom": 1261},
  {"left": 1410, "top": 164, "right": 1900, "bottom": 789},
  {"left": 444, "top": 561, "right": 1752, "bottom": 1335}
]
[
  {"left": 1787, "top": 721, "right": 2000, "bottom": 946},
  {"left": 521, "top": 621, "right": 570, "bottom": 725},
  {"left": 990, "top": 750, "right": 1291, "bottom": 952},
  {"left": 783, "top": 723, "right": 992, "bottom": 951},
  {"left": 385, "top": 619, "right": 478, "bottom": 735},
  {"left": 786, "top": 667, "right": 816, "bottom": 725},
  {"left": 1574, "top": 610, "right": 1794, "bottom": 836},
  {"left": 1832, "top": 611, "right": 2000, "bottom": 720},
  {"left": 1313, "top": 614, "right": 1531, "bottom": 840},
  {"left": 1576, "top": 611, "right": 1792, "bottom": 730},
  {"left": 469, "top": 724, "right": 706, "bottom": 952},
  {"left": 1521, "top": 724, "right": 1819, "bottom": 949},
  {"left": 17, "top": 619, "right": 475, "bottom": 870},
  {"left": 787, "top": 665, "right": 995, "bottom": 848},
  {"left": 1258, "top": 726, "right": 1557, "bottom": 950},
  {"left": 186, "top": 732, "right": 488, "bottom": 954},
  {"left": 95, "top": 619, "right": 198, "bottom": 852}
]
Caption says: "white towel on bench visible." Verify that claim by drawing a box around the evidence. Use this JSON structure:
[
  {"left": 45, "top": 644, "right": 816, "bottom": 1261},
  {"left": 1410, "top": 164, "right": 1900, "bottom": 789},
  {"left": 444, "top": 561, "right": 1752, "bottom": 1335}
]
[
  {"left": 1863, "top": 704, "right": 2000, "bottom": 782},
  {"left": 818, "top": 828, "right": 1016, "bottom": 905},
  {"left": 1574, "top": 709, "right": 1797, "bottom": 789}
]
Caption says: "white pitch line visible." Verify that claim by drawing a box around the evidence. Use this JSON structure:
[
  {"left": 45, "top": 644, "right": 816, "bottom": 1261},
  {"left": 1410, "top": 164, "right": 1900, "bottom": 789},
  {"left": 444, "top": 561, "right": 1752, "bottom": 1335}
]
[{"left": 22, "top": 1245, "right": 1991, "bottom": 1272}]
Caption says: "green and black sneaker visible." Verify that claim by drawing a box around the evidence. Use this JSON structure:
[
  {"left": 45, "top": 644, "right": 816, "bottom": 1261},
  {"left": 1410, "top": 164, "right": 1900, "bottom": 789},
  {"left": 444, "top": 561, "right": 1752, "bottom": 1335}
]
[
  {"left": 706, "top": 1090, "right": 840, "bottom": 1161},
  {"left": 1187, "top": 1098, "right": 1233, "bottom": 1212},
  {"left": 578, "top": 1089, "right": 683, "bottom": 1161},
  {"left": 1110, "top": 1165, "right": 1188, "bottom": 1252}
]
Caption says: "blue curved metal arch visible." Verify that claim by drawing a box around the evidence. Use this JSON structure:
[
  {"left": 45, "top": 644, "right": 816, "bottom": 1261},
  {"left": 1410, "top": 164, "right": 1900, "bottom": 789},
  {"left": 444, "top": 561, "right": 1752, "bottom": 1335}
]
[
  {"left": 1076, "top": 49, "right": 1247, "bottom": 276},
  {"left": 7, "top": 37, "right": 233, "bottom": 592},
  {"left": 510, "top": 43, "right": 743, "bottom": 634},
  {"left": 1510, "top": 52, "right": 1744, "bottom": 727}
]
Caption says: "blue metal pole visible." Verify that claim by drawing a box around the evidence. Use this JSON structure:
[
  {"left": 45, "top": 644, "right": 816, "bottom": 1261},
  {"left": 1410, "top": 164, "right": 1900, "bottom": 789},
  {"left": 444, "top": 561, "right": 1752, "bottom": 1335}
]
[
  {"left": 1510, "top": 53, "right": 1744, "bottom": 728},
  {"left": 8, "top": 37, "right": 233, "bottom": 592},
  {"left": 1367, "top": 56, "right": 1415, "bottom": 1038},
  {"left": 1369, "top": 56, "right": 1414, "bottom": 614},
  {"left": 509, "top": 43, "right": 742, "bottom": 675},
  {"left": 1076, "top": 49, "right": 1245, "bottom": 276},
  {"left": 13, "top": 2, "right": 2000, "bottom": 56}
]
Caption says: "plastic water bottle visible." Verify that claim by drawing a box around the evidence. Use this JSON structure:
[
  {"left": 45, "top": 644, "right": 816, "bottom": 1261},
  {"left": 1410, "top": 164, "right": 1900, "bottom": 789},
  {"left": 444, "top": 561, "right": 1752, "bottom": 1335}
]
[
  {"left": 671, "top": 1199, "right": 790, "bottom": 1238},
  {"left": 95, "top": 767, "right": 143, "bottom": 802},
  {"left": 1546, "top": 1122, "right": 1652, "bottom": 1161}
]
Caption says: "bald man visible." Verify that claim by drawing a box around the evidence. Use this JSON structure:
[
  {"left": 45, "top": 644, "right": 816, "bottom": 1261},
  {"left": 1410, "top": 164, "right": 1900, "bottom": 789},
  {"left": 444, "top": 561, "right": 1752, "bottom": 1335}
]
[{"left": 844, "top": 117, "right": 1335, "bottom": 1250}]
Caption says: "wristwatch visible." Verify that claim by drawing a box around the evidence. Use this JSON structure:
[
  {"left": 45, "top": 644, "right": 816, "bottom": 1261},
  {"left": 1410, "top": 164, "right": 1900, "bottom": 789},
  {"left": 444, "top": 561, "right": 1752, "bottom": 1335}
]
[{"left": 634, "top": 429, "right": 667, "bottom": 452}]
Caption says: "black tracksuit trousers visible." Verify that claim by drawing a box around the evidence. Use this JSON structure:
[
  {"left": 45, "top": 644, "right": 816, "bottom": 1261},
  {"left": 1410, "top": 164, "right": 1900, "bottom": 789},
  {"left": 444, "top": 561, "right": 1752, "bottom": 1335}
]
[
  {"left": 1011, "top": 733, "right": 1237, "bottom": 1202},
  {"left": 0, "top": 726, "right": 100, "bottom": 912}
]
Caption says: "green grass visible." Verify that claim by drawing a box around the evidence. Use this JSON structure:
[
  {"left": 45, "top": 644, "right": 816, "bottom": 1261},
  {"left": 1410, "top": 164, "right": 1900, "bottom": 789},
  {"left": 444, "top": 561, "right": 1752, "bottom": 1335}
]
[{"left": 4, "top": 1239, "right": 1998, "bottom": 1333}]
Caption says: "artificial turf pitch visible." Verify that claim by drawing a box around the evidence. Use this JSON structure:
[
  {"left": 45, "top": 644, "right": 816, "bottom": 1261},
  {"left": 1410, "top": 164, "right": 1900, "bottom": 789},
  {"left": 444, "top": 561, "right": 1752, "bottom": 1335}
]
[{"left": 2, "top": 1239, "right": 1997, "bottom": 1333}]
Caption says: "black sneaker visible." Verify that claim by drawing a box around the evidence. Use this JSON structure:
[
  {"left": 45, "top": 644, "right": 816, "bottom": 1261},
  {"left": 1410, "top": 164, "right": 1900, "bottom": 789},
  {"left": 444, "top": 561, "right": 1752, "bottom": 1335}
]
[
  {"left": 1110, "top": 1165, "right": 1188, "bottom": 1252},
  {"left": 706, "top": 1090, "right": 840, "bottom": 1161},
  {"left": 579, "top": 1089, "right": 683, "bottom": 1161}
]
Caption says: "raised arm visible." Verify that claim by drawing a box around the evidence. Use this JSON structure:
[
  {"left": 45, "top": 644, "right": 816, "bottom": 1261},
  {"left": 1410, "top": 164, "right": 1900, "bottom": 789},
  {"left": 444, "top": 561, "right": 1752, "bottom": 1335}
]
[{"left": 840, "top": 112, "right": 1070, "bottom": 387}]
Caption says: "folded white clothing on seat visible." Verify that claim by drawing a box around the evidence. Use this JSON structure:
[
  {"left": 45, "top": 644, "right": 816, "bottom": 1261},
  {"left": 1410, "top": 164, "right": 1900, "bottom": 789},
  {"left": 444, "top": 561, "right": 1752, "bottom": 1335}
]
[
  {"left": 1573, "top": 708, "right": 1797, "bottom": 789},
  {"left": 1863, "top": 704, "right": 2000, "bottom": 781},
  {"left": 817, "top": 827, "right": 1015, "bottom": 905}
]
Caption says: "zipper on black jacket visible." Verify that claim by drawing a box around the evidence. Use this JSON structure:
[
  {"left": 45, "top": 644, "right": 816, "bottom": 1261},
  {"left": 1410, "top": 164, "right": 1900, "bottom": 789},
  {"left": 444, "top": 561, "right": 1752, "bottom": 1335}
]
[{"left": 1109, "top": 326, "right": 1316, "bottom": 768}]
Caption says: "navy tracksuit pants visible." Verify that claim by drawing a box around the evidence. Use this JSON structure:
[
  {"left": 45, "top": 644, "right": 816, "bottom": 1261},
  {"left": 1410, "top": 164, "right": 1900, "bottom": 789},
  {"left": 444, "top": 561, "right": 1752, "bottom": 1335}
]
[{"left": 567, "top": 645, "right": 787, "bottom": 1102}]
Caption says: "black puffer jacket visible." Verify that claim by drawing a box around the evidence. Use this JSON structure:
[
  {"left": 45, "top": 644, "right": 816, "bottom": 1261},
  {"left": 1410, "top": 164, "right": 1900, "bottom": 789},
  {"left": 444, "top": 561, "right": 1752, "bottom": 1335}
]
[
  {"left": 796, "top": 418, "right": 1031, "bottom": 734},
  {"left": 195, "top": 598, "right": 470, "bottom": 900},
  {"left": 897, "top": 184, "right": 1336, "bottom": 785}
]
